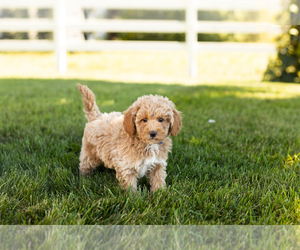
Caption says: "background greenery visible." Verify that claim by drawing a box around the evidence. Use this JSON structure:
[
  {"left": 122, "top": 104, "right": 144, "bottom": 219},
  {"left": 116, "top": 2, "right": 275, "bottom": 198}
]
[
  {"left": 263, "top": 25, "right": 300, "bottom": 82},
  {"left": 0, "top": 8, "right": 276, "bottom": 42},
  {"left": 264, "top": 0, "right": 300, "bottom": 82},
  {"left": 0, "top": 9, "right": 52, "bottom": 40},
  {"left": 1, "top": 79, "right": 300, "bottom": 224},
  {"left": 106, "top": 9, "right": 273, "bottom": 42}
]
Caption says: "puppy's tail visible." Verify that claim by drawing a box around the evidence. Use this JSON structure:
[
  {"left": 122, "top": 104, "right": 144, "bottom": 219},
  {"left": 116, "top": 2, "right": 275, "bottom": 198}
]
[{"left": 78, "top": 84, "right": 102, "bottom": 122}]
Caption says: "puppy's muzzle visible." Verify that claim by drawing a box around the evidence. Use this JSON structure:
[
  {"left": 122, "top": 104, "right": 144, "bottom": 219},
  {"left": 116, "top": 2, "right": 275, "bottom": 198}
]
[{"left": 149, "top": 131, "right": 157, "bottom": 138}]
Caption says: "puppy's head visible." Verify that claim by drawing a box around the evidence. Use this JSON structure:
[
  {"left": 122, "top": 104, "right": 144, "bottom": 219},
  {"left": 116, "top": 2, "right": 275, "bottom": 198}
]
[{"left": 123, "top": 95, "right": 181, "bottom": 144}]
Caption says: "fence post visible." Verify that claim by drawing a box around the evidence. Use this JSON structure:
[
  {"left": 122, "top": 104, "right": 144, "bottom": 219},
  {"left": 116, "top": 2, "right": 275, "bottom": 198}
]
[
  {"left": 54, "top": 0, "right": 67, "bottom": 74},
  {"left": 186, "top": 0, "right": 198, "bottom": 78}
]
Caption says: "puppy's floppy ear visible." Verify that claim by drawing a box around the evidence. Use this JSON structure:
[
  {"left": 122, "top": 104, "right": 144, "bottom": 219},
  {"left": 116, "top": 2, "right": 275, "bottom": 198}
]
[
  {"left": 170, "top": 108, "right": 182, "bottom": 136},
  {"left": 123, "top": 105, "right": 139, "bottom": 136}
]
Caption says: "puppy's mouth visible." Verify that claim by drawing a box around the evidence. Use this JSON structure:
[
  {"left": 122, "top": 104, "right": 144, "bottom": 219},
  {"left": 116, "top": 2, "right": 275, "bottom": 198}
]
[
  {"left": 138, "top": 131, "right": 165, "bottom": 144},
  {"left": 145, "top": 136, "right": 163, "bottom": 144},
  {"left": 150, "top": 137, "right": 159, "bottom": 142}
]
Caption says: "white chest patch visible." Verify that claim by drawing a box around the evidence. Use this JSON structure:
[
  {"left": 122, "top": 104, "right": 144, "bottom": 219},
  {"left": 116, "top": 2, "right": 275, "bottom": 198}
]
[{"left": 136, "top": 144, "right": 166, "bottom": 178}]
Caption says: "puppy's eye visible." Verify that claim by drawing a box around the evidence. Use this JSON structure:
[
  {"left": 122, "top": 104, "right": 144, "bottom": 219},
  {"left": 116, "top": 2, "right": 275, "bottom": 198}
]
[
  {"left": 142, "top": 119, "right": 147, "bottom": 122},
  {"left": 158, "top": 118, "right": 164, "bottom": 122}
]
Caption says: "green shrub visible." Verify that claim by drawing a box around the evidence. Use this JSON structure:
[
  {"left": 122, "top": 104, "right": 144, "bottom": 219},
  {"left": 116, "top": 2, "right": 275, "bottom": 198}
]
[{"left": 264, "top": 1, "right": 300, "bottom": 82}]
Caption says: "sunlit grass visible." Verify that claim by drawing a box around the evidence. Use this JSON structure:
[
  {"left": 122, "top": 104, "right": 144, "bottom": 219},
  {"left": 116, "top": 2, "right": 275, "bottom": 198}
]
[
  {"left": 0, "top": 51, "right": 274, "bottom": 84},
  {"left": 284, "top": 153, "right": 300, "bottom": 168}
]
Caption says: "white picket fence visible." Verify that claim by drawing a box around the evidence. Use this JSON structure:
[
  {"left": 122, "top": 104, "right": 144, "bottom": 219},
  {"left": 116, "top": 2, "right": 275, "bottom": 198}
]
[{"left": 0, "top": 0, "right": 285, "bottom": 77}]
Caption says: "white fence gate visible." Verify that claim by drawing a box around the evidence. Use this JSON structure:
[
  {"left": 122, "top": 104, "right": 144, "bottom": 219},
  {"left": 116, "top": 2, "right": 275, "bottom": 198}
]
[{"left": 0, "top": 0, "right": 284, "bottom": 77}]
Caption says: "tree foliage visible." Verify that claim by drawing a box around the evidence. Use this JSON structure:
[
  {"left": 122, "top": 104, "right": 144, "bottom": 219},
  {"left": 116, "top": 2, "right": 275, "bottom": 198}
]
[{"left": 264, "top": 1, "right": 300, "bottom": 82}]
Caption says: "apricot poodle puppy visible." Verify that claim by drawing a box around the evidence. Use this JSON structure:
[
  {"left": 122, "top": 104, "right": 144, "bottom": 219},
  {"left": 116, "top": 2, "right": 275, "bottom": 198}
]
[{"left": 78, "top": 84, "right": 182, "bottom": 191}]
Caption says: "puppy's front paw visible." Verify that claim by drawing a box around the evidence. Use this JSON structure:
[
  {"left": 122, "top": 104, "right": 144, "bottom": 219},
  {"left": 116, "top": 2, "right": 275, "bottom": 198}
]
[
  {"left": 150, "top": 183, "right": 166, "bottom": 192},
  {"left": 117, "top": 172, "right": 138, "bottom": 192}
]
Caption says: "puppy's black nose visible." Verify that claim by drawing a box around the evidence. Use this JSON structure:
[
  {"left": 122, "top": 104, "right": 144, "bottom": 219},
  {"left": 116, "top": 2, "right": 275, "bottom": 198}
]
[{"left": 149, "top": 131, "right": 157, "bottom": 138}]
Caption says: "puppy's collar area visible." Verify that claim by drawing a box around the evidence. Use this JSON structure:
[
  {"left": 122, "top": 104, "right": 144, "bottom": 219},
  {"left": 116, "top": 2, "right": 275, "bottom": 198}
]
[{"left": 158, "top": 142, "right": 163, "bottom": 145}]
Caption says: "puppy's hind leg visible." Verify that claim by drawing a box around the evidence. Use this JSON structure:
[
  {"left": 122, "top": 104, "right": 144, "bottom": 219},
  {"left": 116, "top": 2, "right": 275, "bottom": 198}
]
[{"left": 79, "top": 149, "right": 100, "bottom": 176}]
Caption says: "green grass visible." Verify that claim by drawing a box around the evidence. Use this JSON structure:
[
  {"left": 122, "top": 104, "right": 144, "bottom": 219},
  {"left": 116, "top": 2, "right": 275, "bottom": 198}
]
[
  {"left": 1, "top": 78, "right": 300, "bottom": 225},
  {"left": 2, "top": 226, "right": 300, "bottom": 249}
]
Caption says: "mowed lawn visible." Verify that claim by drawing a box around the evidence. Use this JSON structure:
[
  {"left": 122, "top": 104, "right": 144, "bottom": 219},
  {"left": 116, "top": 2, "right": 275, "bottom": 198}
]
[{"left": 1, "top": 79, "right": 300, "bottom": 225}]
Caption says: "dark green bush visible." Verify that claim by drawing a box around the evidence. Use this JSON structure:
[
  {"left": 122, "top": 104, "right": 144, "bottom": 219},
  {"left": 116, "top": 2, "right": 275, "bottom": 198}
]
[
  {"left": 264, "top": 1, "right": 300, "bottom": 82},
  {"left": 263, "top": 25, "right": 300, "bottom": 82}
]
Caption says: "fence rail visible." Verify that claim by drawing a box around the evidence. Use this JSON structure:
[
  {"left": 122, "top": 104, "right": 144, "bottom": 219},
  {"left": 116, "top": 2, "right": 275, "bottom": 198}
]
[
  {"left": 0, "top": 0, "right": 285, "bottom": 76},
  {"left": 0, "top": 40, "right": 276, "bottom": 52},
  {"left": 0, "top": 19, "right": 283, "bottom": 34}
]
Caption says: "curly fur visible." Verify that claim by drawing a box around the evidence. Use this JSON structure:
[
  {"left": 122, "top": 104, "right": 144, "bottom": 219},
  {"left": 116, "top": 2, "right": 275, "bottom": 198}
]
[{"left": 78, "top": 84, "right": 182, "bottom": 191}]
